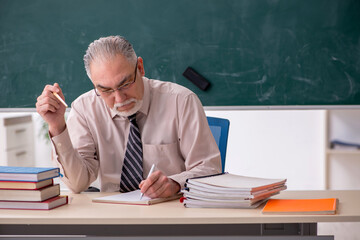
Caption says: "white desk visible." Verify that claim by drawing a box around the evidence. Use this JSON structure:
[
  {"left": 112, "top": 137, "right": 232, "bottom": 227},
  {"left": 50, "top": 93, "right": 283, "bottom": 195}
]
[{"left": 0, "top": 190, "right": 359, "bottom": 237}]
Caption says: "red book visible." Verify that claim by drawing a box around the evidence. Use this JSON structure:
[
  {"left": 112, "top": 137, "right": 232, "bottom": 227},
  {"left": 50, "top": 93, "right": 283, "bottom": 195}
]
[
  {"left": 0, "top": 179, "right": 53, "bottom": 190},
  {"left": 0, "top": 195, "right": 68, "bottom": 210}
]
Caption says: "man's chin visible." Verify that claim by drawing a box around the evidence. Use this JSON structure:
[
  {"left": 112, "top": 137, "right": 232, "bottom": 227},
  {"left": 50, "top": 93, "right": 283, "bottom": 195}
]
[{"left": 116, "top": 110, "right": 136, "bottom": 117}]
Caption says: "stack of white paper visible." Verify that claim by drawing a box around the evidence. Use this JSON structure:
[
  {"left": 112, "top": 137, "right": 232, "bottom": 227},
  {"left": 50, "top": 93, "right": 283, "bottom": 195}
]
[{"left": 181, "top": 173, "right": 287, "bottom": 209}]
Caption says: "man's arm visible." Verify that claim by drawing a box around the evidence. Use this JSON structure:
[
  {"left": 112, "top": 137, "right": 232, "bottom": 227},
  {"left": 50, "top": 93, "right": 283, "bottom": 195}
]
[
  {"left": 37, "top": 83, "right": 98, "bottom": 193},
  {"left": 50, "top": 105, "right": 99, "bottom": 193},
  {"left": 171, "top": 93, "right": 222, "bottom": 186}
]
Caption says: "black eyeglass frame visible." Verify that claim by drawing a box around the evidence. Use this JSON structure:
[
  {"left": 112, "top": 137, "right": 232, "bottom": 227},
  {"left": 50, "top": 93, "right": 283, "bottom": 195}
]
[{"left": 93, "top": 61, "right": 138, "bottom": 96}]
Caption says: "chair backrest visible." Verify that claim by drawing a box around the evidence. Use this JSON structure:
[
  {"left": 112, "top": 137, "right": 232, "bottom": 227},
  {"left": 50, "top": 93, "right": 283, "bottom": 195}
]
[{"left": 207, "top": 116, "right": 230, "bottom": 173}]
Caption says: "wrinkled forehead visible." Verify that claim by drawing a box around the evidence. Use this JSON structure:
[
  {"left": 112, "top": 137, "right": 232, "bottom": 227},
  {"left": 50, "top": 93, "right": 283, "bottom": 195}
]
[
  {"left": 90, "top": 53, "right": 134, "bottom": 71},
  {"left": 89, "top": 54, "right": 136, "bottom": 85}
]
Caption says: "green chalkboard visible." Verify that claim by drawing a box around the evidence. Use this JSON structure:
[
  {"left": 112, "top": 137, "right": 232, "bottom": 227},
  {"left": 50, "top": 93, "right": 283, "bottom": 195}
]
[{"left": 1, "top": 0, "right": 360, "bottom": 108}]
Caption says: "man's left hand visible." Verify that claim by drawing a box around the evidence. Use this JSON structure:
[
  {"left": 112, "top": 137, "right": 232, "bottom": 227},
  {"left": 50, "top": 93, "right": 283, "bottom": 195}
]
[{"left": 139, "top": 170, "right": 180, "bottom": 198}]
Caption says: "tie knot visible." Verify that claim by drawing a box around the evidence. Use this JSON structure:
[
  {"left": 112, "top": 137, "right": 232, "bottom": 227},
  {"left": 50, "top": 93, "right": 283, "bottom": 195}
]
[{"left": 128, "top": 114, "right": 136, "bottom": 123}]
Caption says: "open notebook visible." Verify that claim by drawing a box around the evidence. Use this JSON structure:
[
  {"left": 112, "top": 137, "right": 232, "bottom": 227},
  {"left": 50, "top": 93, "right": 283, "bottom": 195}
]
[{"left": 92, "top": 190, "right": 181, "bottom": 205}]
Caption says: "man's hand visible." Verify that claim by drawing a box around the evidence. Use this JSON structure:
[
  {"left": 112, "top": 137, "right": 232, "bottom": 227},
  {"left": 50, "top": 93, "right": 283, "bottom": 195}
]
[
  {"left": 36, "top": 83, "right": 66, "bottom": 136},
  {"left": 139, "top": 170, "right": 180, "bottom": 198}
]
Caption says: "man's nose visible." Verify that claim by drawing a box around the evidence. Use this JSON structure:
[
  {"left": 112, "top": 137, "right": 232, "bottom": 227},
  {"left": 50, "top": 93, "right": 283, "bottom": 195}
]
[{"left": 114, "top": 89, "right": 126, "bottom": 102}]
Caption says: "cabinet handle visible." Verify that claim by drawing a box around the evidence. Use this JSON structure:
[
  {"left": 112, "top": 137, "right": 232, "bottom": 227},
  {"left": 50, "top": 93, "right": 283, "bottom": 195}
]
[
  {"left": 15, "top": 129, "right": 26, "bottom": 134},
  {"left": 16, "top": 151, "right": 27, "bottom": 156}
]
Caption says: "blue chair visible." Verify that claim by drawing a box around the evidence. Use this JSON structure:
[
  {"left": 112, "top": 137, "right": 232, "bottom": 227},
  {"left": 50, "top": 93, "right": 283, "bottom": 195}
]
[{"left": 207, "top": 116, "right": 230, "bottom": 173}]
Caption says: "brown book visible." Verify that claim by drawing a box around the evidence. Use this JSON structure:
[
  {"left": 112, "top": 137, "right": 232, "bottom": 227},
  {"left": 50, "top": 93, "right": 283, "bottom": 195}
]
[
  {"left": 0, "top": 184, "right": 60, "bottom": 202},
  {"left": 262, "top": 198, "right": 338, "bottom": 215}
]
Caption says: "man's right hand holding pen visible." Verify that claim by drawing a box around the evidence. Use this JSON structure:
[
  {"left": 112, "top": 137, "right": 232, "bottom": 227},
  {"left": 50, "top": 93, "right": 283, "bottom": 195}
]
[{"left": 139, "top": 168, "right": 181, "bottom": 199}]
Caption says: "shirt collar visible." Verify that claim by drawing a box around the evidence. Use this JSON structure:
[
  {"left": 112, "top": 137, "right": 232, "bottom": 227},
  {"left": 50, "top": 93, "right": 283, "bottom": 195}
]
[{"left": 110, "top": 76, "right": 150, "bottom": 119}]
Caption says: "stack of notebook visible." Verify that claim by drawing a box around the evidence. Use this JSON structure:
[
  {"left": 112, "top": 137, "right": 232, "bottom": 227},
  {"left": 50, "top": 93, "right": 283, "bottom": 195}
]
[
  {"left": 0, "top": 166, "right": 68, "bottom": 210},
  {"left": 181, "top": 173, "right": 287, "bottom": 209}
]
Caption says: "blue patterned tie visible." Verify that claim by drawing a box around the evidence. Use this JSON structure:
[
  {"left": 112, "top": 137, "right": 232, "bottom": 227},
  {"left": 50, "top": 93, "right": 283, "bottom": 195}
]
[{"left": 120, "top": 114, "right": 143, "bottom": 192}]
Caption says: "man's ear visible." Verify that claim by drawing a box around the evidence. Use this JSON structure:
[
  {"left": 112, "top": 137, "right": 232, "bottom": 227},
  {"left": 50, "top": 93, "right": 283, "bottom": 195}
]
[{"left": 137, "top": 57, "right": 145, "bottom": 76}]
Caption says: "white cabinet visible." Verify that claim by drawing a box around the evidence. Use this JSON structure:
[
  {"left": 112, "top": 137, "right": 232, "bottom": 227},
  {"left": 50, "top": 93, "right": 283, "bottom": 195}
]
[
  {"left": 0, "top": 115, "right": 34, "bottom": 167},
  {"left": 325, "top": 110, "right": 360, "bottom": 190}
]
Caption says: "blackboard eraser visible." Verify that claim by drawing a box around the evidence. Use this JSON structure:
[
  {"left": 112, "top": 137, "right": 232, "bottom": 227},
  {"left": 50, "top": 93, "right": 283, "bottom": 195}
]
[{"left": 182, "top": 67, "right": 210, "bottom": 91}]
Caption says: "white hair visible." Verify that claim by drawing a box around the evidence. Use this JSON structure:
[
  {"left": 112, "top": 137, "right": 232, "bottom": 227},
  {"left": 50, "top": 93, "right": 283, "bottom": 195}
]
[{"left": 83, "top": 35, "right": 137, "bottom": 80}]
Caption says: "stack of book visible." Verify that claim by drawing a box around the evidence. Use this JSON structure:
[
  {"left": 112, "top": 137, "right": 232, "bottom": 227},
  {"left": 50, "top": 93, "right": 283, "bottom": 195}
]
[
  {"left": 0, "top": 166, "right": 68, "bottom": 210},
  {"left": 181, "top": 173, "right": 287, "bottom": 209}
]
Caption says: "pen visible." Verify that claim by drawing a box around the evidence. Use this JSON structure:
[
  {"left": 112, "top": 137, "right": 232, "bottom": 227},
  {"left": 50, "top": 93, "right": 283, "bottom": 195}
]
[
  {"left": 53, "top": 92, "right": 68, "bottom": 108},
  {"left": 140, "top": 163, "right": 155, "bottom": 200}
]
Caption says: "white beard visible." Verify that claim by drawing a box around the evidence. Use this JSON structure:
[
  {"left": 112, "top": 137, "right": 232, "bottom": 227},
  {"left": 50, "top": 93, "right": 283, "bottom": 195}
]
[{"left": 112, "top": 98, "right": 143, "bottom": 117}]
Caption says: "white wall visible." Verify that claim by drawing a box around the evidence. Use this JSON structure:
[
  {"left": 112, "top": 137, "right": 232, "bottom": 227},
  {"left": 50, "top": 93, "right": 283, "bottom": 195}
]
[{"left": 205, "top": 110, "right": 326, "bottom": 190}]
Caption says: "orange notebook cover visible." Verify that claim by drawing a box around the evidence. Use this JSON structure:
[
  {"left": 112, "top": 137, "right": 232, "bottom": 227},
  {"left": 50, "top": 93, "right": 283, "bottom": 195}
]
[{"left": 262, "top": 198, "right": 338, "bottom": 215}]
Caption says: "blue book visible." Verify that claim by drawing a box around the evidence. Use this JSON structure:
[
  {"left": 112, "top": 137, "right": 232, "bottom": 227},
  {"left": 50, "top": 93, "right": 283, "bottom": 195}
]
[{"left": 0, "top": 166, "right": 60, "bottom": 182}]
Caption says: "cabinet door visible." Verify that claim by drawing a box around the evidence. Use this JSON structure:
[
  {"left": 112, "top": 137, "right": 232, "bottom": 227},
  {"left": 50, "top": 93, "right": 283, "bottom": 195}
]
[
  {"left": 5, "top": 122, "right": 33, "bottom": 150},
  {"left": 5, "top": 147, "right": 34, "bottom": 167}
]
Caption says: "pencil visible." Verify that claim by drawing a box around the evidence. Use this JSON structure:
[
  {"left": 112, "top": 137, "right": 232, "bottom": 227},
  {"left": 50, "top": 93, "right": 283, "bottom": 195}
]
[{"left": 53, "top": 92, "right": 68, "bottom": 108}]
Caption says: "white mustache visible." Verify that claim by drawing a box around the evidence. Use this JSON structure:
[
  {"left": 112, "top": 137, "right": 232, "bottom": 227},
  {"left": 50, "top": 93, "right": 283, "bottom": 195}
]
[{"left": 114, "top": 99, "right": 137, "bottom": 108}]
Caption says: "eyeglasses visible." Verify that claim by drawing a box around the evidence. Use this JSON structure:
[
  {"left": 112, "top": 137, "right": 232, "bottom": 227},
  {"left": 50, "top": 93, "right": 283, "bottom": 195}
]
[{"left": 94, "top": 61, "right": 138, "bottom": 96}]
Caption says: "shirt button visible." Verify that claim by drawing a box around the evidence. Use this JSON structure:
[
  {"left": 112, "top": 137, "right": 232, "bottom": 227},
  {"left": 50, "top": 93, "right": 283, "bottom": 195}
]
[{"left": 57, "top": 143, "right": 62, "bottom": 148}]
